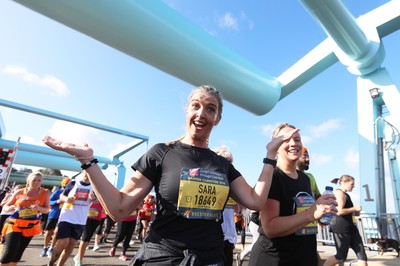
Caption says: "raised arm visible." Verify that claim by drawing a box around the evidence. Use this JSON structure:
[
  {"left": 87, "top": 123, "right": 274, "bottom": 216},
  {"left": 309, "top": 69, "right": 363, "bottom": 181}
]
[
  {"left": 42, "top": 136, "right": 153, "bottom": 221},
  {"left": 229, "top": 128, "right": 299, "bottom": 211}
]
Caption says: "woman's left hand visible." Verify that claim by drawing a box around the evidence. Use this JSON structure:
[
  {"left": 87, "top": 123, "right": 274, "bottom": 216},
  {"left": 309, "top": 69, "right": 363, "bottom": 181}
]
[{"left": 313, "top": 193, "right": 337, "bottom": 220}]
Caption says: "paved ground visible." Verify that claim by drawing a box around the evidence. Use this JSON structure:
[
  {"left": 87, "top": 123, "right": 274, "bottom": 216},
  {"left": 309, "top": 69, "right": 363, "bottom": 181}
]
[{"left": 1, "top": 232, "right": 399, "bottom": 265}]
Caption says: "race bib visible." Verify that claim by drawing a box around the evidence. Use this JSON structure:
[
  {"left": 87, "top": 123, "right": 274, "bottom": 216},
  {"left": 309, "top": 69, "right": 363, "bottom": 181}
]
[
  {"left": 293, "top": 192, "right": 318, "bottom": 235},
  {"left": 19, "top": 206, "right": 37, "bottom": 219},
  {"left": 177, "top": 168, "right": 229, "bottom": 220},
  {"left": 88, "top": 208, "right": 99, "bottom": 218},
  {"left": 225, "top": 197, "right": 237, "bottom": 209}
]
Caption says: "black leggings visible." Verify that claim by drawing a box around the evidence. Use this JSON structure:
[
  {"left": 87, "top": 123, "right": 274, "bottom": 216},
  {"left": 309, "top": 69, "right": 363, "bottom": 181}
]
[
  {"left": 95, "top": 217, "right": 106, "bottom": 235},
  {"left": 0, "top": 232, "right": 33, "bottom": 263},
  {"left": 333, "top": 229, "right": 368, "bottom": 262},
  {"left": 113, "top": 220, "right": 137, "bottom": 253},
  {"left": 81, "top": 219, "right": 101, "bottom": 242},
  {"left": 104, "top": 215, "right": 115, "bottom": 235}
]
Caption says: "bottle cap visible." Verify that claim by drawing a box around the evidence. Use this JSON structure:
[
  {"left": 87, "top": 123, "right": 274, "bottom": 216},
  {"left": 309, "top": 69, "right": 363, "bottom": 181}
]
[{"left": 325, "top": 186, "right": 333, "bottom": 191}]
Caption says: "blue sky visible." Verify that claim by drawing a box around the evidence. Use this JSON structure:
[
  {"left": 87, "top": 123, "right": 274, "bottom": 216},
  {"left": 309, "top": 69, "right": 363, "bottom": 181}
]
[{"left": 1, "top": 1, "right": 399, "bottom": 209}]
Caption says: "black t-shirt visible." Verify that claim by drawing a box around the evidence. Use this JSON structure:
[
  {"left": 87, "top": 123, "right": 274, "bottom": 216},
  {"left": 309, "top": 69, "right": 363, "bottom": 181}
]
[
  {"left": 132, "top": 141, "right": 241, "bottom": 263},
  {"left": 250, "top": 167, "right": 318, "bottom": 266}
]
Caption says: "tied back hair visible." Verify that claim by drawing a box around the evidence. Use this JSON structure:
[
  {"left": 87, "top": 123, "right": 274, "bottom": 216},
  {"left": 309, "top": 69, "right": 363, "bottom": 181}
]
[
  {"left": 166, "top": 85, "right": 223, "bottom": 146},
  {"left": 331, "top": 174, "right": 354, "bottom": 185}
]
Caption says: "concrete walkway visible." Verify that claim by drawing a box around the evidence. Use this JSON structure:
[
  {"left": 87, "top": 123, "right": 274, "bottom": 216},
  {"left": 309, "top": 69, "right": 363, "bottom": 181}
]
[{"left": 1, "top": 233, "right": 399, "bottom": 265}]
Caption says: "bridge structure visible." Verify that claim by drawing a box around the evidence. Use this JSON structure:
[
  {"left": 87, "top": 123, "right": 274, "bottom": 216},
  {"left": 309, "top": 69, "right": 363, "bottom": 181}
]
[{"left": 2, "top": 0, "right": 400, "bottom": 237}]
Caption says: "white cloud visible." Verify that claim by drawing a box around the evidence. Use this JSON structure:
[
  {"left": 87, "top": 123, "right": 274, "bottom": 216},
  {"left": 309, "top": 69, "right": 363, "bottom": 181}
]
[
  {"left": 240, "top": 11, "right": 254, "bottom": 30},
  {"left": 217, "top": 11, "right": 254, "bottom": 31},
  {"left": 307, "top": 118, "right": 343, "bottom": 139},
  {"left": 2, "top": 65, "right": 70, "bottom": 97},
  {"left": 344, "top": 147, "right": 359, "bottom": 169},
  {"left": 300, "top": 118, "right": 344, "bottom": 145},
  {"left": 312, "top": 153, "right": 332, "bottom": 166},
  {"left": 261, "top": 122, "right": 282, "bottom": 138},
  {"left": 19, "top": 135, "right": 38, "bottom": 146},
  {"left": 218, "top": 12, "right": 239, "bottom": 30},
  {"left": 261, "top": 119, "right": 343, "bottom": 145},
  {"left": 301, "top": 135, "right": 312, "bottom": 145},
  {"left": 47, "top": 121, "right": 104, "bottom": 150}
]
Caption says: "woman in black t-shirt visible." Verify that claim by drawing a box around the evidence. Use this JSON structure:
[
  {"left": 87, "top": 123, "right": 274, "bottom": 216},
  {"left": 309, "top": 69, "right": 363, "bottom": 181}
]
[
  {"left": 42, "top": 85, "right": 300, "bottom": 265},
  {"left": 249, "top": 123, "right": 338, "bottom": 266}
]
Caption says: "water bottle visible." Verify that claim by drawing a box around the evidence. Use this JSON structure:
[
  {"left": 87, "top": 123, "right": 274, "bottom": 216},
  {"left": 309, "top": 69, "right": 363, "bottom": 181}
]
[
  {"left": 65, "top": 196, "right": 76, "bottom": 209},
  {"left": 319, "top": 186, "right": 336, "bottom": 225}
]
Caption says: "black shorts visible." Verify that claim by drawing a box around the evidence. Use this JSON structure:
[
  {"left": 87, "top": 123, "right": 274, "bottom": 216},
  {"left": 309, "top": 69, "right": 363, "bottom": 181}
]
[
  {"left": 44, "top": 218, "right": 59, "bottom": 231},
  {"left": 81, "top": 219, "right": 101, "bottom": 242},
  {"left": 56, "top": 221, "right": 84, "bottom": 240}
]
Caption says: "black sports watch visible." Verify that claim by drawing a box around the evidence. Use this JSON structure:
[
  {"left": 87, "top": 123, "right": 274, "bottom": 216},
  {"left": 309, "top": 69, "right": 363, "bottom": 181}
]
[{"left": 263, "top": 157, "right": 277, "bottom": 167}]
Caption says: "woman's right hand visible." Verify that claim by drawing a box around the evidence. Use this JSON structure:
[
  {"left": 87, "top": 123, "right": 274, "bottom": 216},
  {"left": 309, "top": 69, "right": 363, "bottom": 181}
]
[
  {"left": 42, "top": 136, "right": 94, "bottom": 163},
  {"left": 265, "top": 128, "right": 300, "bottom": 158},
  {"left": 312, "top": 193, "right": 338, "bottom": 220}
]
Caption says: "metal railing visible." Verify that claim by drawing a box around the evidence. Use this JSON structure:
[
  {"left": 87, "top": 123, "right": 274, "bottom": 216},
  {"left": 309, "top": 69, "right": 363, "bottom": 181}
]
[{"left": 316, "top": 213, "right": 400, "bottom": 247}]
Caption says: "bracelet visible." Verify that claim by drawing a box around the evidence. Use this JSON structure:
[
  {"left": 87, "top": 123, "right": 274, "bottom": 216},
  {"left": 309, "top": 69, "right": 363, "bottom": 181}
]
[
  {"left": 81, "top": 158, "right": 99, "bottom": 170},
  {"left": 263, "top": 157, "right": 277, "bottom": 167}
]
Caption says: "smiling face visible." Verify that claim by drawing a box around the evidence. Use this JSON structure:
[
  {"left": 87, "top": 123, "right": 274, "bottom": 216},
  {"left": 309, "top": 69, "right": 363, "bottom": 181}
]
[
  {"left": 275, "top": 125, "right": 302, "bottom": 163},
  {"left": 182, "top": 87, "right": 222, "bottom": 148},
  {"left": 27, "top": 173, "right": 43, "bottom": 190}
]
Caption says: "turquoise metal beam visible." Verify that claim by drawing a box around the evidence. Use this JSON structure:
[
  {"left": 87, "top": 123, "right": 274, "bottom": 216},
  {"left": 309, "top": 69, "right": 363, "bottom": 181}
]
[
  {"left": 0, "top": 99, "right": 148, "bottom": 141},
  {"left": 356, "top": 68, "right": 400, "bottom": 235},
  {"left": 115, "top": 164, "right": 127, "bottom": 190},
  {"left": 8, "top": 172, "right": 65, "bottom": 188},
  {"left": 0, "top": 99, "right": 148, "bottom": 187},
  {"left": 0, "top": 139, "right": 112, "bottom": 171},
  {"left": 12, "top": 0, "right": 281, "bottom": 116},
  {"left": 276, "top": 0, "right": 400, "bottom": 99},
  {"left": 299, "top": 0, "right": 384, "bottom": 75},
  {"left": 300, "top": 0, "right": 371, "bottom": 60}
]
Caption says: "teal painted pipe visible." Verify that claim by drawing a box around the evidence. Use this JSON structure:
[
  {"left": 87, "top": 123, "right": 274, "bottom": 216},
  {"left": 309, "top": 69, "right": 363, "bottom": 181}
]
[
  {"left": 8, "top": 174, "right": 64, "bottom": 189},
  {"left": 0, "top": 99, "right": 149, "bottom": 141},
  {"left": 299, "top": 0, "right": 384, "bottom": 75},
  {"left": 0, "top": 140, "right": 113, "bottom": 172},
  {"left": 300, "top": 0, "right": 370, "bottom": 60},
  {"left": 12, "top": 0, "right": 281, "bottom": 115}
]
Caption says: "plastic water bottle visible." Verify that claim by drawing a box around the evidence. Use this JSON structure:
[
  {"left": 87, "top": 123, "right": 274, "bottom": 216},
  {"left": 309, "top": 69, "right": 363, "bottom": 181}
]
[{"left": 319, "top": 186, "right": 336, "bottom": 225}]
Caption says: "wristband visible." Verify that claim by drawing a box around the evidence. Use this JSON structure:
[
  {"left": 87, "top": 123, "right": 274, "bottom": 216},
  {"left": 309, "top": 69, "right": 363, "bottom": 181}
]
[
  {"left": 263, "top": 157, "right": 277, "bottom": 167},
  {"left": 81, "top": 158, "right": 98, "bottom": 170}
]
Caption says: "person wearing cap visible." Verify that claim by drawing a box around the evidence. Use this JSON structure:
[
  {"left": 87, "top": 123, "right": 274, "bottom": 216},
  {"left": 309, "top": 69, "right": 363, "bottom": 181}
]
[
  {"left": 40, "top": 177, "right": 71, "bottom": 258},
  {"left": 297, "top": 147, "right": 321, "bottom": 199},
  {"left": 297, "top": 146, "right": 323, "bottom": 265}
]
